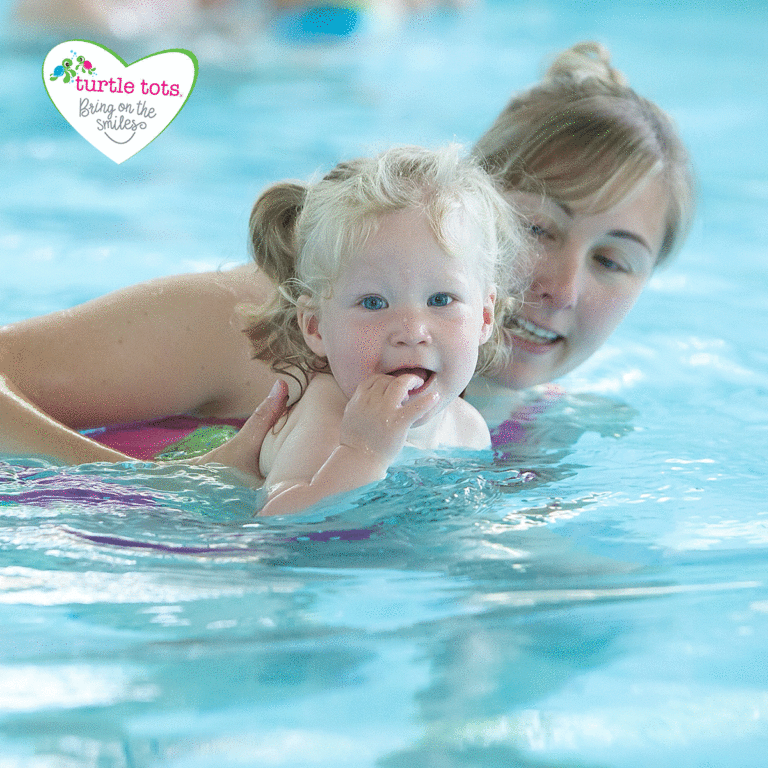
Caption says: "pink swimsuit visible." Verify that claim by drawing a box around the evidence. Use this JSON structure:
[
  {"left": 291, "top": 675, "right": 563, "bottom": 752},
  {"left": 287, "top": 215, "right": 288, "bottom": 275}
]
[
  {"left": 84, "top": 388, "right": 562, "bottom": 460},
  {"left": 84, "top": 415, "right": 247, "bottom": 461}
]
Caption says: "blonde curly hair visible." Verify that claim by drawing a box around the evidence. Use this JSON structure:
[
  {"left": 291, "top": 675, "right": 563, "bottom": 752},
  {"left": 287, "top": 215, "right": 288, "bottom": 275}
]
[{"left": 242, "top": 144, "right": 530, "bottom": 392}]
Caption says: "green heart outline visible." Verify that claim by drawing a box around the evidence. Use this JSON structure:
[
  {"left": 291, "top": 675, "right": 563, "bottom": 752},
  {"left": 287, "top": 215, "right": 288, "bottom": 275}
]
[{"left": 42, "top": 39, "right": 199, "bottom": 162}]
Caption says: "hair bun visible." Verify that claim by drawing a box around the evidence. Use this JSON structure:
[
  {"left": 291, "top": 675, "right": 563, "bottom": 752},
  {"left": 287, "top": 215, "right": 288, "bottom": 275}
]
[{"left": 544, "top": 41, "right": 629, "bottom": 87}]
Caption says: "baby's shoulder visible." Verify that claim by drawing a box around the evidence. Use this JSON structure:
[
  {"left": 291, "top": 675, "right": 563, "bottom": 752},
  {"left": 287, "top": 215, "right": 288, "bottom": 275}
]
[
  {"left": 259, "top": 374, "right": 346, "bottom": 476},
  {"left": 271, "top": 374, "right": 345, "bottom": 441},
  {"left": 299, "top": 373, "right": 348, "bottom": 411},
  {"left": 445, "top": 397, "right": 491, "bottom": 450},
  {"left": 304, "top": 372, "right": 342, "bottom": 394}
]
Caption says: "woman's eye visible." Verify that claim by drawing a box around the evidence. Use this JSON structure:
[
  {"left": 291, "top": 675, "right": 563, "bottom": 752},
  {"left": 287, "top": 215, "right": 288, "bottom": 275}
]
[
  {"left": 360, "top": 295, "right": 387, "bottom": 310},
  {"left": 427, "top": 292, "right": 453, "bottom": 307},
  {"left": 593, "top": 253, "right": 626, "bottom": 273}
]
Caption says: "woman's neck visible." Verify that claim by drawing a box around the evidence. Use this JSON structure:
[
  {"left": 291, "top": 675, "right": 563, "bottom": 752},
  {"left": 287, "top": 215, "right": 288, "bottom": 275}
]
[{"left": 463, "top": 376, "right": 523, "bottom": 426}]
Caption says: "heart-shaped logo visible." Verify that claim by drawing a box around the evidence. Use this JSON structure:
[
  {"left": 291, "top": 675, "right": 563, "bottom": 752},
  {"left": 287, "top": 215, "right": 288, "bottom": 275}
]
[{"left": 43, "top": 40, "right": 198, "bottom": 164}]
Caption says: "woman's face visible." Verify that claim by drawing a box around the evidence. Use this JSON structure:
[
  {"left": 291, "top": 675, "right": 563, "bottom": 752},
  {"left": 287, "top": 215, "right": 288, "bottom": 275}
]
[{"left": 488, "top": 176, "right": 669, "bottom": 390}]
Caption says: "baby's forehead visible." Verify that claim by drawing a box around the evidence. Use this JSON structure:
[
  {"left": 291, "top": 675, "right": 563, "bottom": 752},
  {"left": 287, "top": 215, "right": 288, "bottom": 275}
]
[
  {"left": 333, "top": 248, "right": 486, "bottom": 298},
  {"left": 311, "top": 201, "right": 497, "bottom": 291}
]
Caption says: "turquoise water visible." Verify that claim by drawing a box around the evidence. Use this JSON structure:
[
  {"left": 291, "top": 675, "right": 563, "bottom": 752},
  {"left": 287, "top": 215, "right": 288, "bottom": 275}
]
[{"left": 2, "top": 1, "right": 768, "bottom": 765}]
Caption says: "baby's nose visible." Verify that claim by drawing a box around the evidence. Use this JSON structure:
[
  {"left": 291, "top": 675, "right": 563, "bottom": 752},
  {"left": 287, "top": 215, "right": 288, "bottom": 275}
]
[{"left": 390, "top": 311, "right": 432, "bottom": 345}]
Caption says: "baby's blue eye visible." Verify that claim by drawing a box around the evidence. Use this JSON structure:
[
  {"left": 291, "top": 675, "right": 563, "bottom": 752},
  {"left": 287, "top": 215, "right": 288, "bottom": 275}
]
[
  {"left": 528, "top": 223, "right": 554, "bottom": 240},
  {"left": 427, "top": 292, "right": 453, "bottom": 307},
  {"left": 360, "top": 295, "right": 387, "bottom": 310}
]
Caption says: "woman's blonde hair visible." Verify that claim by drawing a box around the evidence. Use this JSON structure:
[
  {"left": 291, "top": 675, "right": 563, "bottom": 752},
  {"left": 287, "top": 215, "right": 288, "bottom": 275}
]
[
  {"left": 243, "top": 144, "right": 529, "bottom": 390},
  {"left": 473, "top": 41, "right": 695, "bottom": 265}
]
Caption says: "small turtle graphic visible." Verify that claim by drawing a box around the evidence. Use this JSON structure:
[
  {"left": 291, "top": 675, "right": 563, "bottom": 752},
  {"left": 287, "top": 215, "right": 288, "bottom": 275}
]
[
  {"left": 74, "top": 55, "right": 97, "bottom": 76},
  {"left": 50, "top": 57, "right": 76, "bottom": 83}
]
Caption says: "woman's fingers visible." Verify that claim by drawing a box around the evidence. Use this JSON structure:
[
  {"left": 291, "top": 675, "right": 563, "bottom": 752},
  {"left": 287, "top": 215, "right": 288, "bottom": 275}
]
[
  {"left": 184, "top": 379, "right": 288, "bottom": 478},
  {"left": 242, "top": 379, "right": 289, "bottom": 445}
]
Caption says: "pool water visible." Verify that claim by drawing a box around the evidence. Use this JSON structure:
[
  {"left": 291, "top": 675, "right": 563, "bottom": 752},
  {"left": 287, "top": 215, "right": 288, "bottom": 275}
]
[{"left": 2, "top": 0, "right": 768, "bottom": 765}]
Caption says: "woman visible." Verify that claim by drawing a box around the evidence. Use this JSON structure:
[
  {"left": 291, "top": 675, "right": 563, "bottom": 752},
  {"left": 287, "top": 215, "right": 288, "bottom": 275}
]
[
  {"left": 0, "top": 42, "right": 694, "bottom": 473},
  {"left": 472, "top": 42, "right": 692, "bottom": 392}
]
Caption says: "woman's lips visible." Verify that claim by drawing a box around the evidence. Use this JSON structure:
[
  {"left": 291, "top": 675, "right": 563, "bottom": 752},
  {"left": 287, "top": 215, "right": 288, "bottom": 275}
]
[{"left": 506, "top": 316, "right": 563, "bottom": 346}]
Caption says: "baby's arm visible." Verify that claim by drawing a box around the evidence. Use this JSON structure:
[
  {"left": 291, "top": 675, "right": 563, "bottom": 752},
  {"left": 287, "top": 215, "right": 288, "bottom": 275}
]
[{"left": 259, "top": 373, "right": 436, "bottom": 516}]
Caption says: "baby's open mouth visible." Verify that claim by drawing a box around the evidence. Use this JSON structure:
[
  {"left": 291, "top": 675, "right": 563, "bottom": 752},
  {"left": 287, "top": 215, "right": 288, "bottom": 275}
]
[{"left": 388, "top": 367, "right": 435, "bottom": 395}]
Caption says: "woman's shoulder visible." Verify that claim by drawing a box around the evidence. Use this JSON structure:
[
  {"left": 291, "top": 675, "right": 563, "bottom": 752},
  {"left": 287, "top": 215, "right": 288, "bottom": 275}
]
[{"left": 138, "top": 264, "right": 270, "bottom": 309}]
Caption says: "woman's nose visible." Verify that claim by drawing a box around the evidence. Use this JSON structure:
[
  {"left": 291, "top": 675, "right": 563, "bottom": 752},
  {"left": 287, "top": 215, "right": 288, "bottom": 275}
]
[{"left": 529, "top": 242, "right": 583, "bottom": 310}]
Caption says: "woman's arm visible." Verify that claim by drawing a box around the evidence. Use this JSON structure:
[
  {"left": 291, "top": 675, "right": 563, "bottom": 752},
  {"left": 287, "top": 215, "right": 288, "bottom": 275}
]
[
  {"left": 0, "top": 371, "right": 134, "bottom": 462},
  {"left": 0, "top": 266, "right": 278, "bottom": 462},
  {"left": 258, "top": 373, "right": 437, "bottom": 516}
]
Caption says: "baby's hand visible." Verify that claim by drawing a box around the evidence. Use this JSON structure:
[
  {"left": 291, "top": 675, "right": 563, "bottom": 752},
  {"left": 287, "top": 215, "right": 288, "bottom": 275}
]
[{"left": 339, "top": 373, "right": 438, "bottom": 465}]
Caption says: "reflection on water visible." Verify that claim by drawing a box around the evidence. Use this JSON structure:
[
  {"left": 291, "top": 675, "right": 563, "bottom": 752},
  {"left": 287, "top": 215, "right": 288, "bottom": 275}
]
[{"left": 2, "top": 382, "right": 767, "bottom": 766}]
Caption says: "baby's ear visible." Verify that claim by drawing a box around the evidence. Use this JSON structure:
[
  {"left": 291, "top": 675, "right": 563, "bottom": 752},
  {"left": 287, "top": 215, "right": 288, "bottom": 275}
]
[
  {"left": 479, "top": 286, "right": 496, "bottom": 345},
  {"left": 297, "top": 295, "right": 326, "bottom": 358}
]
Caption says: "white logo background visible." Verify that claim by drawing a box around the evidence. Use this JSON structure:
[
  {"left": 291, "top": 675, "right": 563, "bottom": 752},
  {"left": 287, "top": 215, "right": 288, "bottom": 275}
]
[{"left": 44, "top": 41, "right": 198, "bottom": 164}]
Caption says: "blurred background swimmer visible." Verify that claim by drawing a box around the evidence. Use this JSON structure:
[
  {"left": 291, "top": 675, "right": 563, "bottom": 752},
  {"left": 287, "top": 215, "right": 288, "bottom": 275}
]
[
  {"left": 11, "top": 0, "right": 472, "bottom": 45},
  {"left": 14, "top": 0, "right": 244, "bottom": 39}
]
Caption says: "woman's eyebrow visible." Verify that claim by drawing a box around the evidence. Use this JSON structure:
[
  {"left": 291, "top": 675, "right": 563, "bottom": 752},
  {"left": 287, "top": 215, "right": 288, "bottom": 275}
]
[
  {"left": 553, "top": 201, "right": 654, "bottom": 254},
  {"left": 608, "top": 230, "right": 653, "bottom": 254}
]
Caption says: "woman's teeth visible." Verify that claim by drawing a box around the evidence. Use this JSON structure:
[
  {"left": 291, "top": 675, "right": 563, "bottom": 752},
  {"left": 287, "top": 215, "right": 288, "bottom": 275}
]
[{"left": 508, "top": 317, "right": 560, "bottom": 343}]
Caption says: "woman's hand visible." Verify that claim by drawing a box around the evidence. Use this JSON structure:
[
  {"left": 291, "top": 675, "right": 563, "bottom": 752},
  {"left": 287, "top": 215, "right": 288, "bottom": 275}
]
[
  {"left": 186, "top": 380, "right": 289, "bottom": 480},
  {"left": 339, "top": 373, "right": 438, "bottom": 465}
]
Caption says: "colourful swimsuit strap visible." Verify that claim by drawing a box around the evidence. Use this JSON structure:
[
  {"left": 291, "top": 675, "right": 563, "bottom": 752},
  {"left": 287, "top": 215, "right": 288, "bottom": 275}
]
[
  {"left": 490, "top": 385, "right": 564, "bottom": 449},
  {"left": 84, "top": 415, "right": 247, "bottom": 461}
]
